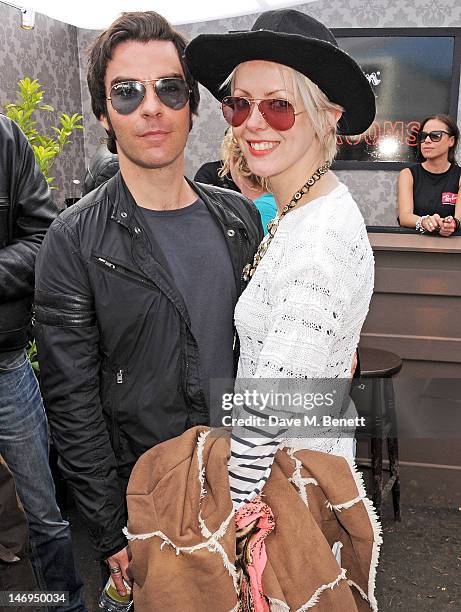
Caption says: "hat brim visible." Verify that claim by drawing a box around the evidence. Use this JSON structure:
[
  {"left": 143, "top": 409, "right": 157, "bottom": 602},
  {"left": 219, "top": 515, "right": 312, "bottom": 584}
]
[{"left": 185, "top": 30, "right": 375, "bottom": 136}]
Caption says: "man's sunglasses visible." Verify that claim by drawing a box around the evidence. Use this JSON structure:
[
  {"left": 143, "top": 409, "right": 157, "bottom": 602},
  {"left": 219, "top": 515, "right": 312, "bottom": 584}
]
[
  {"left": 107, "top": 78, "right": 190, "bottom": 115},
  {"left": 417, "top": 130, "right": 452, "bottom": 143},
  {"left": 221, "top": 96, "right": 302, "bottom": 131}
]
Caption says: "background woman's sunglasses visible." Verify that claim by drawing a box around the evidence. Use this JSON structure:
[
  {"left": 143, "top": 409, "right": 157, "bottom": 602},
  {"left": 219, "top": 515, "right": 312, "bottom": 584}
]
[
  {"left": 417, "top": 130, "right": 452, "bottom": 143},
  {"left": 221, "top": 96, "right": 301, "bottom": 131},
  {"left": 107, "top": 78, "right": 190, "bottom": 115}
]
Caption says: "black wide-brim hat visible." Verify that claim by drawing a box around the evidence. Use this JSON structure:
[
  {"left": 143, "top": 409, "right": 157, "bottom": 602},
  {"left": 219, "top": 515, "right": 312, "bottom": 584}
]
[{"left": 185, "top": 9, "right": 375, "bottom": 135}]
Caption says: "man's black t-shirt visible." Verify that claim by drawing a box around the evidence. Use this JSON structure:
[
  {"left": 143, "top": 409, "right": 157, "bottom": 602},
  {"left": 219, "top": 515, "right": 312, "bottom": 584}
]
[
  {"left": 410, "top": 163, "right": 460, "bottom": 218},
  {"left": 141, "top": 199, "right": 237, "bottom": 412}
]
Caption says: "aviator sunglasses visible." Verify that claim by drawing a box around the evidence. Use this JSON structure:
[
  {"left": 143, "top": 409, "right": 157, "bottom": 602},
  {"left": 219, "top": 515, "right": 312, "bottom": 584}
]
[
  {"left": 416, "top": 129, "right": 452, "bottom": 143},
  {"left": 221, "top": 96, "right": 303, "bottom": 131},
  {"left": 107, "top": 78, "right": 191, "bottom": 115}
]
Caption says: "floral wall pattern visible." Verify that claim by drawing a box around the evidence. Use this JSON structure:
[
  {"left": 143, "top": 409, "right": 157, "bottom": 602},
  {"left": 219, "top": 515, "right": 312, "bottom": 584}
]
[
  {"left": 0, "top": 5, "right": 85, "bottom": 207},
  {"left": 3, "top": 1, "right": 459, "bottom": 222},
  {"left": 78, "top": 0, "right": 461, "bottom": 225}
]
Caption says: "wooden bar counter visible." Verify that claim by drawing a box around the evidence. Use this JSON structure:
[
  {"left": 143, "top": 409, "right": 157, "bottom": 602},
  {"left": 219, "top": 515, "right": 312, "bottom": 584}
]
[
  {"left": 358, "top": 229, "right": 461, "bottom": 469},
  {"left": 361, "top": 229, "right": 461, "bottom": 378}
]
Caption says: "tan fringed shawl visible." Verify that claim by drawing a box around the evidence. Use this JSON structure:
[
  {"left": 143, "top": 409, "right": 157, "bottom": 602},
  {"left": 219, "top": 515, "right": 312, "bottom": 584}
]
[{"left": 125, "top": 427, "right": 382, "bottom": 611}]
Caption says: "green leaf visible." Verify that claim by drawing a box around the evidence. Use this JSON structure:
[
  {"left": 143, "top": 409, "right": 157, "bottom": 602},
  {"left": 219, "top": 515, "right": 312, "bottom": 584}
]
[
  {"left": 27, "top": 340, "right": 40, "bottom": 374},
  {"left": 3, "top": 76, "right": 84, "bottom": 189}
]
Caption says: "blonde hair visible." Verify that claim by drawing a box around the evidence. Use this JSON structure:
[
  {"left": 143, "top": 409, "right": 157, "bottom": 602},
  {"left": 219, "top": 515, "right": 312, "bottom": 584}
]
[
  {"left": 220, "top": 64, "right": 343, "bottom": 164},
  {"left": 290, "top": 70, "right": 343, "bottom": 163},
  {"left": 218, "top": 130, "right": 270, "bottom": 192}
]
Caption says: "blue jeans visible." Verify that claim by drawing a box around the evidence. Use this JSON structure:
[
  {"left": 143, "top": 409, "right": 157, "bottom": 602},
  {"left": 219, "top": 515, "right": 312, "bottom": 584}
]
[{"left": 0, "top": 351, "right": 87, "bottom": 612}]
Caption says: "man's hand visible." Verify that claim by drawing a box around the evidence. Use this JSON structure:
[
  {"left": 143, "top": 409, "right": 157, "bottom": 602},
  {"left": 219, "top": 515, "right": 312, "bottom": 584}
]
[{"left": 106, "top": 546, "right": 132, "bottom": 596}]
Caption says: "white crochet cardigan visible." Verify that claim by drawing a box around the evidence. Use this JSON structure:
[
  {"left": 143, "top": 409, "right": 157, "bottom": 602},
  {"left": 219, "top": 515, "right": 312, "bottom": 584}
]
[{"left": 229, "top": 182, "right": 375, "bottom": 508}]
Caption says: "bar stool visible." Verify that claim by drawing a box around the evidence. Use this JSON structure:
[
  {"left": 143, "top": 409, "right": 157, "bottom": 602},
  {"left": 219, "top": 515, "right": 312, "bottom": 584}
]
[{"left": 353, "top": 347, "right": 402, "bottom": 521}]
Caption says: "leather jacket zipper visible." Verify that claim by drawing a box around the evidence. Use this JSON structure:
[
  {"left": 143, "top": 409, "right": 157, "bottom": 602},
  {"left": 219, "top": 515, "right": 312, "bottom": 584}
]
[
  {"left": 0, "top": 198, "right": 9, "bottom": 248},
  {"left": 111, "top": 367, "right": 123, "bottom": 454},
  {"left": 93, "top": 256, "right": 156, "bottom": 290}
]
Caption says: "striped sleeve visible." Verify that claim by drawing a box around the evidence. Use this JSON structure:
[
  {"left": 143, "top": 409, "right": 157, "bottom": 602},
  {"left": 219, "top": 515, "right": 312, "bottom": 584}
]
[{"left": 228, "top": 416, "right": 287, "bottom": 510}]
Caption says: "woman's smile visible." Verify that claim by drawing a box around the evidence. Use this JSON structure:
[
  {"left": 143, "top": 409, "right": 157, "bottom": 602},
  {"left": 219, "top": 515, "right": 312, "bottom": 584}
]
[{"left": 247, "top": 140, "right": 280, "bottom": 155}]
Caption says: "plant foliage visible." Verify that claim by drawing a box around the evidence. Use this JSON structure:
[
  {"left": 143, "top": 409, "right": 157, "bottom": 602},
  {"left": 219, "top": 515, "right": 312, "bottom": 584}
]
[{"left": 4, "top": 77, "right": 83, "bottom": 188}]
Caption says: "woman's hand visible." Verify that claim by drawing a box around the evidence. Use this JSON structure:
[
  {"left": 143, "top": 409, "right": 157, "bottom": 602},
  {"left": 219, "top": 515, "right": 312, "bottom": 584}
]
[
  {"left": 421, "top": 214, "right": 443, "bottom": 233},
  {"left": 439, "top": 216, "right": 456, "bottom": 237}
]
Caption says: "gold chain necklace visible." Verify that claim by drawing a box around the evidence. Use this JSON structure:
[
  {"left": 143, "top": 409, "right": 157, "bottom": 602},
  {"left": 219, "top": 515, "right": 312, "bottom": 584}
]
[{"left": 242, "top": 161, "right": 331, "bottom": 281}]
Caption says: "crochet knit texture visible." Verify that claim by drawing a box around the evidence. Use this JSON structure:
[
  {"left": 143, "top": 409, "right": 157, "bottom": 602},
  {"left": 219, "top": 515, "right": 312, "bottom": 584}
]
[{"left": 229, "top": 183, "right": 375, "bottom": 509}]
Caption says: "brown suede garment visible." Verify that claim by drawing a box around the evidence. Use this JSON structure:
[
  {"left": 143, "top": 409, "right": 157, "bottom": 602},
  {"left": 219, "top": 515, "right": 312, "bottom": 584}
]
[{"left": 127, "top": 427, "right": 380, "bottom": 611}]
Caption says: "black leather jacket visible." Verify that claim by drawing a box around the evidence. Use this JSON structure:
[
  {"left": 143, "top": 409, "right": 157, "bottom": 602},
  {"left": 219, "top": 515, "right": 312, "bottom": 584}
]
[
  {"left": 82, "top": 145, "right": 119, "bottom": 196},
  {"left": 35, "top": 172, "right": 263, "bottom": 559},
  {"left": 0, "top": 115, "right": 57, "bottom": 352}
]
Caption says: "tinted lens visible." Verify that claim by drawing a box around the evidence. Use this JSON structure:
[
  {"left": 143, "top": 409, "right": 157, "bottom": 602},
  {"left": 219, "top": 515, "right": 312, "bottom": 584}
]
[
  {"left": 429, "top": 131, "right": 443, "bottom": 142},
  {"left": 222, "top": 97, "right": 251, "bottom": 127},
  {"left": 155, "top": 78, "right": 190, "bottom": 110},
  {"left": 221, "top": 97, "right": 296, "bottom": 131},
  {"left": 110, "top": 81, "right": 145, "bottom": 115},
  {"left": 259, "top": 99, "right": 296, "bottom": 131},
  {"left": 417, "top": 130, "right": 444, "bottom": 143},
  {"left": 417, "top": 131, "right": 427, "bottom": 143}
]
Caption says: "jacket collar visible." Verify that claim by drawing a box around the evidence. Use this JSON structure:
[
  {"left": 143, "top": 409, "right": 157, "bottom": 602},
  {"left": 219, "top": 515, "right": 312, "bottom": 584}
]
[
  {"left": 107, "top": 171, "right": 248, "bottom": 232},
  {"left": 106, "top": 172, "right": 134, "bottom": 228},
  {"left": 186, "top": 178, "right": 247, "bottom": 230}
]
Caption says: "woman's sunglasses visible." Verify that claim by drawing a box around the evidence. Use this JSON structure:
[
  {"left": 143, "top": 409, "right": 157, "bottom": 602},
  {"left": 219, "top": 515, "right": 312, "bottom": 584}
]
[
  {"left": 221, "top": 96, "right": 302, "bottom": 131},
  {"left": 107, "top": 78, "right": 191, "bottom": 115},
  {"left": 417, "top": 130, "right": 452, "bottom": 143}
]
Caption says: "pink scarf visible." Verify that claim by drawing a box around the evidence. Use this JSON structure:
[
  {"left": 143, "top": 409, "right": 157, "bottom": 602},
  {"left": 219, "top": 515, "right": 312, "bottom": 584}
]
[{"left": 235, "top": 498, "right": 275, "bottom": 612}]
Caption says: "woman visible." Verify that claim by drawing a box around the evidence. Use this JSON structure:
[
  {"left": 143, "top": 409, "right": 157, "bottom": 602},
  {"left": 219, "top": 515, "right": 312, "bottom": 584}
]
[
  {"left": 219, "top": 130, "right": 277, "bottom": 234},
  {"left": 398, "top": 114, "right": 461, "bottom": 236},
  {"left": 126, "top": 10, "right": 380, "bottom": 611}
]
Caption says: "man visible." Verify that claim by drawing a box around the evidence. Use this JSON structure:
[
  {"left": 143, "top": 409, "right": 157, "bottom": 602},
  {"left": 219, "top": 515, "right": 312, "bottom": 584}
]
[
  {"left": 82, "top": 145, "right": 119, "bottom": 196},
  {"left": 194, "top": 129, "right": 240, "bottom": 192},
  {"left": 194, "top": 160, "right": 240, "bottom": 192},
  {"left": 35, "top": 11, "right": 262, "bottom": 596},
  {"left": 0, "top": 114, "right": 85, "bottom": 610}
]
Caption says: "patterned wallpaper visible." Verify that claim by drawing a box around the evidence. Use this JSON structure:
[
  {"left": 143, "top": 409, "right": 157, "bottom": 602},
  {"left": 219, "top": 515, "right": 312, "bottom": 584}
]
[
  {"left": 0, "top": 5, "right": 85, "bottom": 208},
  {"left": 77, "top": 0, "right": 461, "bottom": 225}
]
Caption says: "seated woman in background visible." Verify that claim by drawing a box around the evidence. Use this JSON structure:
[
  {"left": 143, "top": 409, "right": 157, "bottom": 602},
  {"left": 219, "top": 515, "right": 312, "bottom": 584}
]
[
  {"left": 219, "top": 130, "right": 277, "bottom": 234},
  {"left": 398, "top": 114, "right": 461, "bottom": 236}
]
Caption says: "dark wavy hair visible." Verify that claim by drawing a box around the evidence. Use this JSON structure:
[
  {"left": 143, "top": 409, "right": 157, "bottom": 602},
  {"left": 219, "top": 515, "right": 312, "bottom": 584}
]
[
  {"left": 418, "top": 114, "right": 459, "bottom": 164},
  {"left": 87, "top": 11, "right": 200, "bottom": 153}
]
